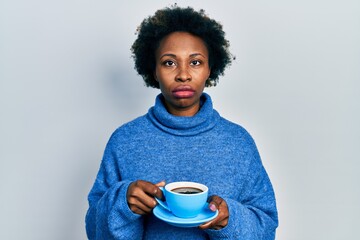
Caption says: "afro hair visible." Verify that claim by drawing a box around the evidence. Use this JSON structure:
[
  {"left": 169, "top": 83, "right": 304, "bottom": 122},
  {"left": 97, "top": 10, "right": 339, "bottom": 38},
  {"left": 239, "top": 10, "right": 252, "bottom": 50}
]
[{"left": 131, "top": 5, "right": 233, "bottom": 88}]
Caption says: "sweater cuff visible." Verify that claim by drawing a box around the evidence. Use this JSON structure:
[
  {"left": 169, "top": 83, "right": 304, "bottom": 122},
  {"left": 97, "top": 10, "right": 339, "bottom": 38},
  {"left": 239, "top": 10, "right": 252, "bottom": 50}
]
[
  {"left": 205, "top": 198, "right": 241, "bottom": 238},
  {"left": 114, "top": 180, "right": 142, "bottom": 223}
]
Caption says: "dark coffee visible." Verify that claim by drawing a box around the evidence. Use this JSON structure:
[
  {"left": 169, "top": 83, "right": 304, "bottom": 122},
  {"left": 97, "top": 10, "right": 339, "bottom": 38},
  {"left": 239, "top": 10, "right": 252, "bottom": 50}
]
[{"left": 171, "top": 187, "right": 203, "bottom": 194}]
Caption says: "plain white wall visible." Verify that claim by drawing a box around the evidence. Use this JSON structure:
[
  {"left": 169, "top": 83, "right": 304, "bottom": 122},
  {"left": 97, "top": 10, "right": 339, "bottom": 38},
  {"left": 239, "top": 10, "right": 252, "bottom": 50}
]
[{"left": 1, "top": 0, "right": 359, "bottom": 239}]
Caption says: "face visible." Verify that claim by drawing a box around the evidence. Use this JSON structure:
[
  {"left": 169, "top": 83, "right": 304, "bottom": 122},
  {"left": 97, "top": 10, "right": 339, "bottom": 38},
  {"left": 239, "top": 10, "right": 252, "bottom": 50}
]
[{"left": 154, "top": 31, "right": 211, "bottom": 116}]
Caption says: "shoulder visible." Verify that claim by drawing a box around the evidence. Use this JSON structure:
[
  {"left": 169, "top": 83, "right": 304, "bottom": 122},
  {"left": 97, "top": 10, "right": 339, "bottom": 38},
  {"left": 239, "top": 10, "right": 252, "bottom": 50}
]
[
  {"left": 106, "top": 114, "right": 150, "bottom": 144},
  {"left": 212, "top": 116, "right": 259, "bottom": 155},
  {"left": 216, "top": 117, "right": 264, "bottom": 170},
  {"left": 218, "top": 117, "right": 254, "bottom": 140}
]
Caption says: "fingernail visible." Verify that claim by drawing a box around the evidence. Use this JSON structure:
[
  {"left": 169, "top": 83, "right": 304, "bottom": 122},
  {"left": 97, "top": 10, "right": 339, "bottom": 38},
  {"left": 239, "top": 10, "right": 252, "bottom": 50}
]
[{"left": 209, "top": 204, "right": 217, "bottom": 211}]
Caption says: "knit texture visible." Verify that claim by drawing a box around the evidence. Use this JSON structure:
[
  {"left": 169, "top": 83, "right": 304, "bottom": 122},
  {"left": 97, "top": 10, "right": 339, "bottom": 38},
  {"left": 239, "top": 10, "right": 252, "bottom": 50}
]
[{"left": 86, "top": 93, "right": 278, "bottom": 239}]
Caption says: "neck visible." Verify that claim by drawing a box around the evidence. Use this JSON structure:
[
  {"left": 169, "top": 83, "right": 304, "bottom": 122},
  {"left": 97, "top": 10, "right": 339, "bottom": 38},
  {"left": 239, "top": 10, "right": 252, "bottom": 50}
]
[
  {"left": 147, "top": 93, "right": 220, "bottom": 136},
  {"left": 166, "top": 104, "right": 200, "bottom": 117},
  {"left": 164, "top": 102, "right": 200, "bottom": 117}
]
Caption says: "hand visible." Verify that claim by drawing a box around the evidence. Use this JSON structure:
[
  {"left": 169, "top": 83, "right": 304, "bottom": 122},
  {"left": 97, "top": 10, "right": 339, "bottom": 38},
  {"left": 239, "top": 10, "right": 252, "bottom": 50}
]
[
  {"left": 127, "top": 180, "right": 165, "bottom": 215},
  {"left": 198, "top": 195, "right": 229, "bottom": 230}
]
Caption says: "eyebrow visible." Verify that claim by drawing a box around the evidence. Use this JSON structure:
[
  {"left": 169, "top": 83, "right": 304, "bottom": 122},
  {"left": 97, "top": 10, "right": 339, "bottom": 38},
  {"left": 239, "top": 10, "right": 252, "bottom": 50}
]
[{"left": 159, "top": 53, "right": 205, "bottom": 59}]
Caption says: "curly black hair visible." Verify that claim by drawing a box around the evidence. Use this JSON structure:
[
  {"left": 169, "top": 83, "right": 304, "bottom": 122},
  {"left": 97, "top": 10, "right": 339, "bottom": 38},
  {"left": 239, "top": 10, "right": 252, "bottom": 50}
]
[{"left": 131, "top": 5, "right": 233, "bottom": 88}]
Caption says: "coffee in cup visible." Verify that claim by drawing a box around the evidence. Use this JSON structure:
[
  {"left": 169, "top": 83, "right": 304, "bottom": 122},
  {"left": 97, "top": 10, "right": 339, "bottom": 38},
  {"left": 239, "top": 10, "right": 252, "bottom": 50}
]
[
  {"left": 171, "top": 187, "right": 203, "bottom": 194},
  {"left": 155, "top": 181, "right": 208, "bottom": 218}
]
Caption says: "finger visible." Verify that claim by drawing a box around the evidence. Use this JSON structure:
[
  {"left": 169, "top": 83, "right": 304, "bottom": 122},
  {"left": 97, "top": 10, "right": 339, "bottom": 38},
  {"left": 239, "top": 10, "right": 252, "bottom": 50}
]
[
  {"left": 208, "top": 202, "right": 218, "bottom": 212},
  {"left": 138, "top": 181, "right": 161, "bottom": 198},
  {"left": 208, "top": 195, "right": 222, "bottom": 207},
  {"left": 199, "top": 214, "right": 229, "bottom": 230},
  {"left": 215, "top": 217, "right": 229, "bottom": 229},
  {"left": 131, "top": 186, "right": 158, "bottom": 209},
  {"left": 200, "top": 196, "right": 229, "bottom": 230},
  {"left": 154, "top": 181, "right": 165, "bottom": 200},
  {"left": 128, "top": 197, "right": 153, "bottom": 214},
  {"left": 207, "top": 196, "right": 222, "bottom": 213},
  {"left": 128, "top": 181, "right": 158, "bottom": 209},
  {"left": 198, "top": 219, "right": 216, "bottom": 230},
  {"left": 204, "top": 212, "right": 229, "bottom": 230},
  {"left": 130, "top": 206, "right": 147, "bottom": 215},
  {"left": 155, "top": 180, "right": 166, "bottom": 187},
  {"left": 198, "top": 211, "right": 222, "bottom": 229}
]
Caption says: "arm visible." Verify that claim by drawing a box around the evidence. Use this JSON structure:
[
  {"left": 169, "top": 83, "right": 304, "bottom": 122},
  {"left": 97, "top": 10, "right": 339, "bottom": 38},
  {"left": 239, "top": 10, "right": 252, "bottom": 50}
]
[
  {"left": 85, "top": 140, "right": 144, "bottom": 240},
  {"left": 204, "top": 157, "right": 278, "bottom": 239}
]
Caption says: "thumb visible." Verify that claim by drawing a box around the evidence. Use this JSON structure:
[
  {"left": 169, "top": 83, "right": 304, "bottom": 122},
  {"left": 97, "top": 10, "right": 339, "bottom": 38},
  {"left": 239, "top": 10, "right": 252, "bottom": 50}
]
[
  {"left": 155, "top": 180, "right": 166, "bottom": 187},
  {"left": 154, "top": 181, "right": 166, "bottom": 200},
  {"left": 208, "top": 195, "right": 222, "bottom": 212}
]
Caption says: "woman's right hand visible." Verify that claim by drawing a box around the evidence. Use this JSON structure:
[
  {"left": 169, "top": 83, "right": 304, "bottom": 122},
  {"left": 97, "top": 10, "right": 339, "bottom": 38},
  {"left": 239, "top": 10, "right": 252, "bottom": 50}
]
[{"left": 126, "top": 180, "right": 165, "bottom": 215}]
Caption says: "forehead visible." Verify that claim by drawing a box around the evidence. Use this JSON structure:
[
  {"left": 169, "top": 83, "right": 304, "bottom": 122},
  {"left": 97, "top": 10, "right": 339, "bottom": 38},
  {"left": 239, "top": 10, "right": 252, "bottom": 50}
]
[{"left": 156, "top": 31, "right": 208, "bottom": 56}]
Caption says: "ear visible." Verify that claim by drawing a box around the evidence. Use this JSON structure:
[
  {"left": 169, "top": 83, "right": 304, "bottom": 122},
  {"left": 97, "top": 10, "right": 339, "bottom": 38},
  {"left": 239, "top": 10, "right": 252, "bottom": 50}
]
[
  {"left": 206, "top": 67, "right": 211, "bottom": 80},
  {"left": 153, "top": 72, "right": 159, "bottom": 82},
  {"left": 205, "top": 68, "right": 212, "bottom": 86}
]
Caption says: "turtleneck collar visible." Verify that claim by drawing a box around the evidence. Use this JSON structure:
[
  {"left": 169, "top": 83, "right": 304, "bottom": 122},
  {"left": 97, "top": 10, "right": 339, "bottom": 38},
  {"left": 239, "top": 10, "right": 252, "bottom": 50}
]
[{"left": 147, "top": 93, "right": 220, "bottom": 136}]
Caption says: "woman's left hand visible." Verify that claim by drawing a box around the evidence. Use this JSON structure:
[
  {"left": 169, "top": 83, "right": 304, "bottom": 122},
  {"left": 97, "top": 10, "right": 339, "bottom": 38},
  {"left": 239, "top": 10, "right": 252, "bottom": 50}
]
[{"left": 198, "top": 195, "right": 229, "bottom": 230}]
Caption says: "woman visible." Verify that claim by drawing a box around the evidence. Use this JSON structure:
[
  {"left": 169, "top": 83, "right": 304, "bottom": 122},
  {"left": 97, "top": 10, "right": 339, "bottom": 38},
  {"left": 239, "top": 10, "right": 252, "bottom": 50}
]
[{"left": 86, "top": 6, "right": 278, "bottom": 240}]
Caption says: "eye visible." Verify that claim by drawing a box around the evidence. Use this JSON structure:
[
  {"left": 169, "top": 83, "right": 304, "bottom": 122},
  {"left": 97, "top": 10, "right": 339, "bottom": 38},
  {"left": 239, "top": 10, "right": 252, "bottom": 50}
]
[
  {"left": 163, "top": 60, "right": 176, "bottom": 66},
  {"left": 190, "top": 60, "right": 201, "bottom": 66}
]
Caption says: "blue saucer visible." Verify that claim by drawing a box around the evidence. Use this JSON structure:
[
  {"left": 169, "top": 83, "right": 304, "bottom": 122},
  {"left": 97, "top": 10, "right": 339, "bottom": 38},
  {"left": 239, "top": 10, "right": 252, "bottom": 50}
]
[{"left": 153, "top": 204, "right": 218, "bottom": 228}]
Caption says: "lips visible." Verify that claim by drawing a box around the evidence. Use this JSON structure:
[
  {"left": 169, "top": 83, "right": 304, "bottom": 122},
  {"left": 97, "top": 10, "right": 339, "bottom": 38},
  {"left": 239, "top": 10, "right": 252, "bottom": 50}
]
[{"left": 172, "top": 85, "right": 195, "bottom": 98}]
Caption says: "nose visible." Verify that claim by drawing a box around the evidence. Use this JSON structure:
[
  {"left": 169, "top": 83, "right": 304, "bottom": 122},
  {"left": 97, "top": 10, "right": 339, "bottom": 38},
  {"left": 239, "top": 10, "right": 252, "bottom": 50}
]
[{"left": 175, "top": 65, "right": 191, "bottom": 82}]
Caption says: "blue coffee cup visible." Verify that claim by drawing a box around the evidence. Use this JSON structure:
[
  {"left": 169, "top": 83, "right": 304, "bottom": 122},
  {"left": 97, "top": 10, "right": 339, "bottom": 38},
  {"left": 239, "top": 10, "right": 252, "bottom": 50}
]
[{"left": 155, "top": 181, "right": 208, "bottom": 218}]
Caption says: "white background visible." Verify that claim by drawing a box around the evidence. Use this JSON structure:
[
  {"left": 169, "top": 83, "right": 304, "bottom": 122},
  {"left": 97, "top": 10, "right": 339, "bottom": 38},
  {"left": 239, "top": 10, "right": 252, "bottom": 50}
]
[{"left": 1, "top": 0, "right": 359, "bottom": 239}]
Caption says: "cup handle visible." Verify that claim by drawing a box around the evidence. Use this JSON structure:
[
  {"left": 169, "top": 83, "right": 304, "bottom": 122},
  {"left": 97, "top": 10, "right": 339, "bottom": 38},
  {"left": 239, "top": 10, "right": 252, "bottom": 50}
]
[{"left": 155, "top": 187, "right": 171, "bottom": 212}]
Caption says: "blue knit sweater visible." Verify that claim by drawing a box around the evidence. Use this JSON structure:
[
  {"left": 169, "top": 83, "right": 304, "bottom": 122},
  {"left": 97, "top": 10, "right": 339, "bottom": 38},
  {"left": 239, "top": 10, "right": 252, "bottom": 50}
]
[{"left": 86, "top": 93, "right": 278, "bottom": 239}]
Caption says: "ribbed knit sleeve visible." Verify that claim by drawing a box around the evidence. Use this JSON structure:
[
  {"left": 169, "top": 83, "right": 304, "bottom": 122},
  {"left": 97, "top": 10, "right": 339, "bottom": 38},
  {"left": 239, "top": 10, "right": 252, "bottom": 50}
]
[
  {"left": 205, "top": 178, "right": 278, "bottom": 239},
  {"left": 205, "top": 136, "right": 278, "bottom": 239},
  {"left": 85, "top": 133, "right": 144, "bottom": 239}
]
